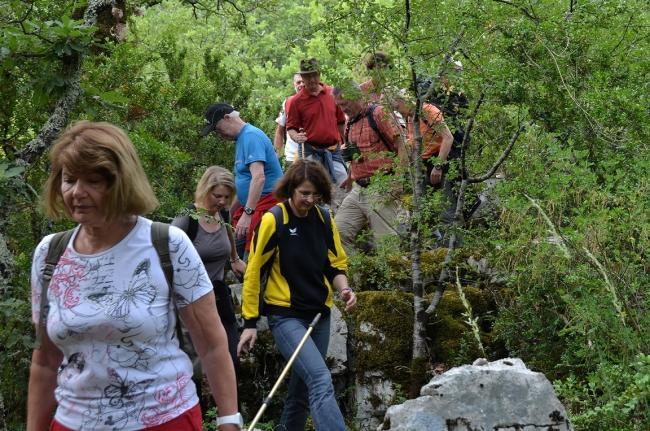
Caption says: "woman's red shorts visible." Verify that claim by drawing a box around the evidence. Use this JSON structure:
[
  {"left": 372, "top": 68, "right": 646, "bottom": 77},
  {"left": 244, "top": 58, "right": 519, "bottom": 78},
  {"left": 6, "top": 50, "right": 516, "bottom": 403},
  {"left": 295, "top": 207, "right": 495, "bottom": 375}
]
[{"left": 50, "top": 403, "right": 202, "bottom": 430}]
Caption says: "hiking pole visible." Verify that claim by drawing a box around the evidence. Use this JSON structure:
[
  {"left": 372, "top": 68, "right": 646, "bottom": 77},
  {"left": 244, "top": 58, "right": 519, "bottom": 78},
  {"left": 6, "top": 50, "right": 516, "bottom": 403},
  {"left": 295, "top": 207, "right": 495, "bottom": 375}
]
[
  {"left": 299, "top": 127, "right": 305, "bottom": 160},
  {"left": 246, "top": 312, "right": 322, "bottom": 431}
]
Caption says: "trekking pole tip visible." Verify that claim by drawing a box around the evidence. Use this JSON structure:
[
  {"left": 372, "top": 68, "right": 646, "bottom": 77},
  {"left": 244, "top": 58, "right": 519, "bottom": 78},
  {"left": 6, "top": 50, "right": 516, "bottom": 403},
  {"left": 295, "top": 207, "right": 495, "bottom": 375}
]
[{"left": 310, "top": 312, "right": 322, "bottom": 327}]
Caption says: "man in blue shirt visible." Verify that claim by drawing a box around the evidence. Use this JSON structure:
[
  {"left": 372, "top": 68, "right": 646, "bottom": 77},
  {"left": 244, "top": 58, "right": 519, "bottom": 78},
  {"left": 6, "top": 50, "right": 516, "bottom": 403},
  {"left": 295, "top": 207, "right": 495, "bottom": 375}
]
[{"left": 201, "top": 103, "right": 283, "bottom": 253}]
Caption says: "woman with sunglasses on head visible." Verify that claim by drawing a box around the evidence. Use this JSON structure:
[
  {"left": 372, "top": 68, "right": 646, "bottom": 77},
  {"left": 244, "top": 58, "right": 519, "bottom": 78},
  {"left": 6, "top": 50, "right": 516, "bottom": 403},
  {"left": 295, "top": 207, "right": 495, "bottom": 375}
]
[{"left": 237, "top": 159, "right": 356, "bottom": 431}]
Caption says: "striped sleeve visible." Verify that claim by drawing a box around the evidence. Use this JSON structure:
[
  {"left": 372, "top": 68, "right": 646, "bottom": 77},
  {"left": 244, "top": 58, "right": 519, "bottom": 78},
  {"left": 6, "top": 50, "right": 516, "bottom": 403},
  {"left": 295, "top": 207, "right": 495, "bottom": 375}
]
[{"left": 324, "top": 215, "right": 348, "bottom": 282}]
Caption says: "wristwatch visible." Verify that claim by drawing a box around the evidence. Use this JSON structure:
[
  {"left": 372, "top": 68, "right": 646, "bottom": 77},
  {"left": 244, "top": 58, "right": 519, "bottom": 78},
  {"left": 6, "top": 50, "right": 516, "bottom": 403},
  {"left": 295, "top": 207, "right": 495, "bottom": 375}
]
[
  {"left": 433, "top": 164, "right": 443, "bottom": 170},
  {"left": 217, "top": 412, "right": 244, "bottom": 428},
  {"left": 244, "top": 206, "right": 255, "bottom": 215}
]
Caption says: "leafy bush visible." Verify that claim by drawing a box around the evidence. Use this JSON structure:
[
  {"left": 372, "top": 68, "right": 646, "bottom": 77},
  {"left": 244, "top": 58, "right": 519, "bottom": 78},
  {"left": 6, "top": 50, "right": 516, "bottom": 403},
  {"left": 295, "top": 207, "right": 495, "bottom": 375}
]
[{"left": 556, "top": 354, "right": 650, "bottom": 430}]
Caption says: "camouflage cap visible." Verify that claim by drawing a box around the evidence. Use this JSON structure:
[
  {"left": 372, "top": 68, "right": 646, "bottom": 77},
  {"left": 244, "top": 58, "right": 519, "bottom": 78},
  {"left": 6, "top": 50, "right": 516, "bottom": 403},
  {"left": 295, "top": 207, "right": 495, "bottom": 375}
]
[{"left": 298, "top": 58, "right": 320, "bottom": 74}]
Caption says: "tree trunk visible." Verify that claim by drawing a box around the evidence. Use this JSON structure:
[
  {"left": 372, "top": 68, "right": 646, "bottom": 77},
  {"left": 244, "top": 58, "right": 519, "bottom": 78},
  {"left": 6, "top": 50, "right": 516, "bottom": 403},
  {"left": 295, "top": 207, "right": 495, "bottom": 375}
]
[{"left": 1, "top": 0, "right": 117, "bottom": 289}]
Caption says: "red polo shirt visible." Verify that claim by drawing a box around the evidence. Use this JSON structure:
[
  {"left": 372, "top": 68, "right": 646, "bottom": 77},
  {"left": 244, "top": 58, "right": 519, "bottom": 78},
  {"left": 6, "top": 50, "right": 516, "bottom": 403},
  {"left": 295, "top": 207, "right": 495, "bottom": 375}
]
[{"left": 285, "top": 84, "right": 345, "bottom": 148}]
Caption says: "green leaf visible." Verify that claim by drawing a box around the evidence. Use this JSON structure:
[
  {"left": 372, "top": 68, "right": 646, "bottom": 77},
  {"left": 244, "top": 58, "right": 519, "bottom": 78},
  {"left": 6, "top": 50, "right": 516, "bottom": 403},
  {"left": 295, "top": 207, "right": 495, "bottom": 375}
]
[
  {"left": 4, "top": 166, "right": 25, "bottom": 178},
  {"left": 99, "top": 90, "right": 129, "bottom": 104}
]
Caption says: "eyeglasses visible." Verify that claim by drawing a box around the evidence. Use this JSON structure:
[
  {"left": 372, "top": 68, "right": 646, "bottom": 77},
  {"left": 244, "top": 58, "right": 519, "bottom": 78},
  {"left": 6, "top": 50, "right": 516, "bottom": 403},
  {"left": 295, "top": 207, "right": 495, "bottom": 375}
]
[{"left": 297, "top": 191, "right": 322, "bottom": 200}]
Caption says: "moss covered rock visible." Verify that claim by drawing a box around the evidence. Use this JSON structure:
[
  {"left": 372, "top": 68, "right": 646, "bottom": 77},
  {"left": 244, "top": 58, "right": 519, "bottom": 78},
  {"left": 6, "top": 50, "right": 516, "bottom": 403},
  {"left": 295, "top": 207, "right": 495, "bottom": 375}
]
[
  {"left": 351, "top": 290, "right": 414, "bottom": 387},
  {"left": 426, "top": 286, "right": 494, "bottom": 364}
]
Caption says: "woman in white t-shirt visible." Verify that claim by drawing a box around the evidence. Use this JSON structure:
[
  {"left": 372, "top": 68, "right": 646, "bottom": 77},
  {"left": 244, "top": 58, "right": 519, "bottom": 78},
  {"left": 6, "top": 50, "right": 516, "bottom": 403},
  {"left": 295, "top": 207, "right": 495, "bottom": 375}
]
[{"left": 27, "top": 121, "right": 242, "bottom": 431}]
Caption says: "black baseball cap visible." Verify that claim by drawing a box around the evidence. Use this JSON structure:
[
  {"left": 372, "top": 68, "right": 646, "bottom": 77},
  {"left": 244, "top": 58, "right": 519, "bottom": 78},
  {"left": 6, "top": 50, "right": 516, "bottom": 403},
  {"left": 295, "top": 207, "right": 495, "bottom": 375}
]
[{"left": 201, "top": 103, "right": 235, "bottom": 136}]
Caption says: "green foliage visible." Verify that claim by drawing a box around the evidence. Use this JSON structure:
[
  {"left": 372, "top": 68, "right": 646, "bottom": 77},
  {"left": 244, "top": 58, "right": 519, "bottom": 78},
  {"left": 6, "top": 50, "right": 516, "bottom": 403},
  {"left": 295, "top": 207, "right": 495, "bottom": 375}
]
[
  {"left": 0, "top": 251, "right": 34, "bottom": 428},
  {"left": 0, "top": 162, "right": 24, "bottom": 179},
  {"left": 555, "top": 354, "right": 650, "bottom": 430},
  {"left": 1, "top": 0, "right": 649, "bottom": 428}
]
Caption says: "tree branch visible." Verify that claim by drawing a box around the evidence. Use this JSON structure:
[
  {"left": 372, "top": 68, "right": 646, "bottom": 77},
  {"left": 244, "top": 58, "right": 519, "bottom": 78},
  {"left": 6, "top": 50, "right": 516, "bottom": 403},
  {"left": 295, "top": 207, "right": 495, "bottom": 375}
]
[
  {"left": 426, "top": 109, "right": 523, "bottom": 317},
  {"left": 15, "top": 0, "right": 116, "bottom": 166},
  {"left": 5, "top": 1, "right": 35, "bottom": 25},
  {"left": 460, "top": 91, "right": 485, "bottom": 179},
  {"left": 610, "top": 14, "right": 634, "bottom": 56},
  {"left": 19, "top": 20, "right": 54, "bottom": 44},
  {"left": 425, "top": 179, "right": 467, "bottom": 316},
  {"left": 491, "top": 0, "right": 539, "bottom": 22},
  {"left": 417, "top": 29, "right": 465, "bottom": 104},
  {"left": 468, "top": 122, "right": 524, "bottom": 183}
]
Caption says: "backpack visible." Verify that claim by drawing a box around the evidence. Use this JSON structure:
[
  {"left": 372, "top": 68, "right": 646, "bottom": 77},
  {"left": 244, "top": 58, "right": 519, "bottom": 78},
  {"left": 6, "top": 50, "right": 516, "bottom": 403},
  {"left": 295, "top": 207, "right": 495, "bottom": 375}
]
[
  {"left": 35, "top": 222, "right": 184, "bottom": 351},
  {"left": 344, "top": 103, "right": 395, "bottom": 153},
  {"left": 416, "top": 76, "right": 469, "bottom": 157},
  {"left": 415, "top": 76, "right": 468, "bottom": 122}
]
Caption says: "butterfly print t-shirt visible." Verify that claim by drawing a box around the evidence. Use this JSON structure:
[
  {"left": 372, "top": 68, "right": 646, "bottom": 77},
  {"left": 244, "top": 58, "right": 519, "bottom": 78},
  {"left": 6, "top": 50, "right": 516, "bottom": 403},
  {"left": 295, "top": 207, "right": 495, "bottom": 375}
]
[{"left": 31, "top": 217, "right": 213, "bottom": 430}]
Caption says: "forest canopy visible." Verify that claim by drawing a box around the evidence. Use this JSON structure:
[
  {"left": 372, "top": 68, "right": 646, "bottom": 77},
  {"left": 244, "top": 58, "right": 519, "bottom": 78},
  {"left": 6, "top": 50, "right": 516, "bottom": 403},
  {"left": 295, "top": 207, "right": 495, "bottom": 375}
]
[{"left": 1, "top": 0, "right": 648, "bottom": 429}]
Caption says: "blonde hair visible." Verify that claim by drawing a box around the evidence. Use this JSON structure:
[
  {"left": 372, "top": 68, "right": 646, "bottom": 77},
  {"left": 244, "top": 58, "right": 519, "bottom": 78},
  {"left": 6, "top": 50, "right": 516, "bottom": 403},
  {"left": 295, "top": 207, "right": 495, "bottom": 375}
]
[
  {"left": 194, "top": 166, "right": 236, "bottom": 206},
  {"left": 43, "top": 121, "right": 159, "bottom": 221}
]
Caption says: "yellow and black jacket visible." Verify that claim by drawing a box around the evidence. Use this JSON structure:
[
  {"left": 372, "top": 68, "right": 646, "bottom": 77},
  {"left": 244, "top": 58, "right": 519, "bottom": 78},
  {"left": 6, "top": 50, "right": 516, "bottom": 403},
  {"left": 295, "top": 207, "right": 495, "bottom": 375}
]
[{"left": 242, "top": 202, "right": 348, "bottom": 327}]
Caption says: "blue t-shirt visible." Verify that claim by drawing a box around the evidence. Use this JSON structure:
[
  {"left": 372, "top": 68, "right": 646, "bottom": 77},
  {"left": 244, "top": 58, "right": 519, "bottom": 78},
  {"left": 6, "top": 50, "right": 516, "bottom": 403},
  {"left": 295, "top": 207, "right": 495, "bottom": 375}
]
[{"left": 234, "top": 123, "right": 284, "bottom": 205}]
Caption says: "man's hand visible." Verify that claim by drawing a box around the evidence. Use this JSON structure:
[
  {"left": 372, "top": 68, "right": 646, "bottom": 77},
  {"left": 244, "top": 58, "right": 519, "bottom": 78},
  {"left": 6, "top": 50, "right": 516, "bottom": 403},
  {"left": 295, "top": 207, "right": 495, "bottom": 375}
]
[
  {"left": 341, "top": 174, "right": 353, "bottom": 192},
  {"left": 235, "top": 213, "right": 252, "bottom": 239},
  {"left": 429, "top": 166, "right": 443, "bottom": 185},
  {"left": 237, "top": 328, "right": 257, "bottom": 356},
  {"left": 294, "top": 131, "right": 308, "bottom": 144}
]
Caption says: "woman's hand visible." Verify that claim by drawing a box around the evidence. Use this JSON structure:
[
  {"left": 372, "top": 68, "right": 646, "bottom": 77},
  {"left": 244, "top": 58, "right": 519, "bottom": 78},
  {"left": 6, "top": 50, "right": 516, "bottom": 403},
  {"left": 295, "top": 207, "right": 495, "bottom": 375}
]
[
  {"left": 237, "top": 328, "right": 257, "bottom": 356},
  {"left": 339, "top": 287, "right": 357, "bottom": 312},
  {"left": 231, "top": 258, "right": 246, "bottom": 278}
]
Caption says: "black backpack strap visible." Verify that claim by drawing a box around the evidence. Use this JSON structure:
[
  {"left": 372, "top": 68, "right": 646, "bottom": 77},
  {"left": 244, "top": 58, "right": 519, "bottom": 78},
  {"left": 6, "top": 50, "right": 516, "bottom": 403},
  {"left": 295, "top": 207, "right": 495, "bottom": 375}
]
[
  {"left": 185, "top": 204, "right": 199, "bottom": 242},
  {"left": 260, "top": 204, "right": 284, "bottom": 276},
  {"left": 255, "top": 204, "right": 285, "bottom": 316},
  {"left": 365, "top": 103, "right": 393, "bottom": 152},
  {"left": 151, "top": 221, "right": 185, "bottom": 350},
  {"left": 268, "top": 204, "right": 285, "bottom": 238},
  {"left": 220, "top": 208, "right": 230, "bottom": 225},
  {"left": 315, "top": 205, "right": 334, "bottom": 250},
  {"left": 36, "top": 229, "right": 75, "bottom": 348}
]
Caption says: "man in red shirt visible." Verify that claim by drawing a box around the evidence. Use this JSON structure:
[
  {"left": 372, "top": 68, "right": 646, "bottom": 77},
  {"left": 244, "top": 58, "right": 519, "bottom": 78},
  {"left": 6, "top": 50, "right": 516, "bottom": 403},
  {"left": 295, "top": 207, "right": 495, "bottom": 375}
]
[
  {"left": 285, "top": 58, "right": 348, "bottom": 187},
  {"left": 332, "top": 84, "right": 408, "bottom": 254}
]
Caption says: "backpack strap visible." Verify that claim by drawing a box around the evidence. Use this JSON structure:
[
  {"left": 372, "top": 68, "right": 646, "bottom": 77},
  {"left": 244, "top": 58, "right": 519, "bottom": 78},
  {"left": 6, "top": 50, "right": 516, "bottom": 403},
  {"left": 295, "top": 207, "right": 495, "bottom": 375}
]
[
  {"left": 365, "top": 103, "right": 393, "bottom": 152},
  {"left": 185, "top": 204, "right": 199, "bottom": 242},
  {"left": 315, "top": 205, "right": 334, "bottom": 250},
  {"left": 254, "top": 204, "right": 285, "bottom": 315},
  {"left": 150, "top": 221, "right": 185, "bottom": 350},
  {"left": 345, "top": 103, "right": 393, "bottom": 152},
  {"left": 259, "top": 204, "right": 284, "bottom": 280},
  {"left": 220, "top": 208, "right": 230, "bottom": 225},
  {"left": 35, "top": 229, "right": 75, "bottom": 349}
]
